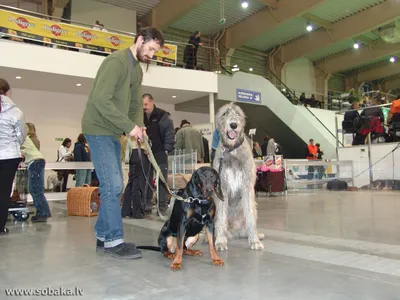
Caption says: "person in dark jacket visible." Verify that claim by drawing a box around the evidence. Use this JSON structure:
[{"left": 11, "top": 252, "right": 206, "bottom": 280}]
[
  {"left": 361, "top": 97, "right": 384, "bottom": 123},
  {"left": 142, "top": 94, "right": 174, "bottom": 214},
  {"left": 73, "top": 133, "right": 92, "bottom": 187},
  {"left": 183, "top": 31, "right": 203, "bottom": 69},
  {"left": 202, "top": 134, "right": 210, "bottom": 164}
]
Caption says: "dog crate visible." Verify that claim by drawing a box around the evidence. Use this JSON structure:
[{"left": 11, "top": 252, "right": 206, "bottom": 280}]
[
  {"left": 168, "top": 150, "right": 197, "bottom": 190},
  {"left": 67, "top": 186, "right": 100, "bottom": 217}
]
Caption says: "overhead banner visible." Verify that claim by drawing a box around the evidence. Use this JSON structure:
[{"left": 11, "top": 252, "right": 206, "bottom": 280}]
[{"left": 0, "top": 9, "right": 177, "bottom": 64}]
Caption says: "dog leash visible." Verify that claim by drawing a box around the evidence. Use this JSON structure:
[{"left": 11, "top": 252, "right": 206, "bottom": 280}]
[{"left": 137, "top": 136, "right": 195, "bottom": 221}]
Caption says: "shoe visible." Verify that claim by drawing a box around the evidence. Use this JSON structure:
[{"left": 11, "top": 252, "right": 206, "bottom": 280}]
[
  {"left": 103, "top": 243, "right": 142, "bottom": 259},
  {"left": 0, "top": 228, "right": 9, "bottom": 235},
  {"left": 96, "top": 239, "right": 137, "bottom": 251},
  {"left": 31, "top": 215, "right": 51, "bottom": 223}
]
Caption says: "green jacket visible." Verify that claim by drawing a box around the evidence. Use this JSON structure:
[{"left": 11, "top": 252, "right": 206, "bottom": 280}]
[
  {"left": 175, "top": 126, "right": 205, "bottom": 162},
  {"left": 81, "top": 48, "right": 144, "bottom": 140}
]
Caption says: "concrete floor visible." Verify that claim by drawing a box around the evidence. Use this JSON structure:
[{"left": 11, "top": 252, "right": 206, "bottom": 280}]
[{"left": 1, "top": 191, "right": 400, "bottom": 299}]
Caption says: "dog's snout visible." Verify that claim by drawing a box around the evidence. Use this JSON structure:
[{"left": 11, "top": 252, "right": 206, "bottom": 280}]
[{"left": 230, "top": 123, "right": 238, "bottom": 130}]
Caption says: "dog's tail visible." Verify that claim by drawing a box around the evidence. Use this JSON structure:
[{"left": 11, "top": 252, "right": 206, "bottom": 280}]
[{"left": 136, "top": 245, "right": 161, "bottom": 251}]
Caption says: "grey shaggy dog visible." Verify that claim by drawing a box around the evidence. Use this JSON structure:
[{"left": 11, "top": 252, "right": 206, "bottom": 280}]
[{"left": 212, "top": 103, "right": 264, "bottom": 251}]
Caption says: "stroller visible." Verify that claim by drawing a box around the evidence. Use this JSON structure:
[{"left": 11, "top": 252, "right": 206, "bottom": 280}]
[{"left": 8, "top": 168, "right": 30, "bottom": 221}]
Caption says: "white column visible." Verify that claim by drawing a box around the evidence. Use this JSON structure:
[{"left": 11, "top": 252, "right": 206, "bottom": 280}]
[{"left": 209, "top": 92, "right": 215, "bottom": 128}]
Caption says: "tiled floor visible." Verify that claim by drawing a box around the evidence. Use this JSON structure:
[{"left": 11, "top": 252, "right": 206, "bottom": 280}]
[{"left": 1, "top": 191, "right": 400, "bottom": 299}]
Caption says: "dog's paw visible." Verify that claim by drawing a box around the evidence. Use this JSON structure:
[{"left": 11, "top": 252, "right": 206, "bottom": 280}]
[
  {"left": 170, "top": 262, "right": 182, "bottom": 271},
  {"left": 212, "top": 259, "right": 225, "bottom": 266},
  {"left": 184, "top": 249, "right": 203, "bottom": 256},
  {"left": 164, "top": 252, "right": 175, "bottom": 260},
  {"left": 250, "top": 240, "right": 264, "bottom": 251},
  {"left": 258, "top": 232, "right": 265, "bottom": 240},
  {"left": 215, "top": 237, "right": 228, "bottom": 251}
]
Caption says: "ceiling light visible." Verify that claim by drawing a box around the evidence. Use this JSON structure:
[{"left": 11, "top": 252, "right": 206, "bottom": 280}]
[
  {"left": 390, "top": 56, "right": 396, "bottom": 63},
  {"left": 172, "top": 95, "right": 177, "bottom": 98},
  {"left": 353, "top": 42, "right": 360, "bottom": 49},
  {"left": 306, "top": 24, "right": 313, "bottom": 32},
  {"left": 76, "top": 83, "right": 82, "bottom": 87},
  {"left": 249, "top": 68, "right": 253, "bottom": 71},
  {"left": 15, "top": 76, "right": 21, "bottom": 79},
  {"left": 241, "top": 1, "right": 248, "bottom": 8}
]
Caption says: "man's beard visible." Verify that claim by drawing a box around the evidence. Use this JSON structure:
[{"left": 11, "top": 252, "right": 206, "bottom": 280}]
[{"left": 136, "top": 45, "right": 151, "bottom": 63}]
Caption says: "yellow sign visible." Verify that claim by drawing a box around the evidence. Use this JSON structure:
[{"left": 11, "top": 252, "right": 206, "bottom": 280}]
[{"left": 0, "top": 9, "right": 177, "bottom": 64}]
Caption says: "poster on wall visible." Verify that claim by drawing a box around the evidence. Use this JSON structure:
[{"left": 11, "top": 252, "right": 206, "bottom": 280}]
[{"left": 192, "top": 123, "right": 214, "bottom": 150}]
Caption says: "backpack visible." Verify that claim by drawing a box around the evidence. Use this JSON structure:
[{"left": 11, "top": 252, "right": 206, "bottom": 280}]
[{"left": 359, "top": 116, "right": 384, "bottom": 136}]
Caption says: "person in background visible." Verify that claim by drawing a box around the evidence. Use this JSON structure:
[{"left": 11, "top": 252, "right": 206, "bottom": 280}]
[
  {"left": 211, "top": 128, "right": 220, "bottom": 163},
  {"left": 121, "top": 138, "right": 149, "bottom": 219},
  {"left": 0, "top": 78, "right": 26, "bottom": 235},
  {"left": 361, "top": 97, "right": 384, "bottom": 123},
  {"left": 183, "top": 31, "right": 203, "bottom": 69},
  {"left": 306, "top": 139, "right": 318, "bottom": 183},
  {"left": 81, "top": 27, "right": 164, "bottom": 259},
  {"left": 73, "top": 134, "right": 92, "bottom": 187},
  {"left": 175, "top": 119, "right": 204, "bottom": 163},
  {"left": 143, "top": 93, "right": 175, "bottom": 215},
  {"left": 202, "top": 133, "right": 210, "bottom": 164},
  {"left": 26, "top": 122, "right": 40, "bottom": 150},
  {"left": 57, "top": 138, "right": 73, "bottom": 192},
  {"left": 253, "top": 142, "right": 262, "bottom": 158},
  {"left": 20, "top": 133, "right": 52, "bottom": 222}
]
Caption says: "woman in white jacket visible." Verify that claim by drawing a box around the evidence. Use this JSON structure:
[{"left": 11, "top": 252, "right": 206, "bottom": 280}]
[{"left": 0, "top": 79, "right": 26, "bottom": 235}]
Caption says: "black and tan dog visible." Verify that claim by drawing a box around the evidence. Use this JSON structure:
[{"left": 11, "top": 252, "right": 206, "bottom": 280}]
[{"left": 137, "top": 166, "right": 225, "bottom": 271}]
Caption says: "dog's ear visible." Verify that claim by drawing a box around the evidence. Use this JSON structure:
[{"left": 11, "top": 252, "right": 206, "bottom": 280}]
[
  {"left": 214, "top": 176, "right": 224, "bottom": 201},
  {"left": 190, "top": 170, "right": 203, "bottom": 189}
]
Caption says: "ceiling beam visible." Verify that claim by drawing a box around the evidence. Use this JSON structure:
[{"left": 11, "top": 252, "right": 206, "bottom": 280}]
[
  {"left": 224, "top": 0, "right": 326, "bottom": 49},
  {"left": 282, "top": 0, "right": 400, "bottom": 63},
  {"left": 314, "top": 42, "right": 400, "bottom": 74},
  {"left": 303, "top": 13, "right": 331, "bottom": 29},
  {"left": 141, "top": 0, "right": 205, "bottom": 30},
  {"left": 356, "top": 61, "right": 400, "bottom": 82}
]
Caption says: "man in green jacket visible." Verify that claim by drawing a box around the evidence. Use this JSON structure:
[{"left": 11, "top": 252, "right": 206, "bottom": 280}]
[{"left": 82, "top": 27, "right": 164, "bottom": 260}]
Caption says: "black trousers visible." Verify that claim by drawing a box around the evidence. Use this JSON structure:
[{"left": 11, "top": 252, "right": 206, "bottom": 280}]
[
  {"left": 147, "top": 151, "right": 168, "bottom": 213},
  {"left": 0, "top": 158, "right": 21, "bottom": 231},
  {"left": 121, "top": 149, "right": 151, "bottom": 218}
]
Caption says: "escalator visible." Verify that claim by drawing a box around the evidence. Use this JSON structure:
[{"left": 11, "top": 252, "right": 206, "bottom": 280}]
[{"left": 216, "top": 71, "right": 339, "bottom": 159}]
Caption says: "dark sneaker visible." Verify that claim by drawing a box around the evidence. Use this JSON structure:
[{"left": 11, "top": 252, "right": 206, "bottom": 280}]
[
  {"left": 104, "top": 243, "right": 142, "bottom": 259},
  {"left": 0, "top": 228, "right": 9, "bottom": 235},
  {"left": 31, "top": 215, "right": 51, "bottom": 223},
  {"left": 96, "top": 239, "right": 137, "bottom": 251}
]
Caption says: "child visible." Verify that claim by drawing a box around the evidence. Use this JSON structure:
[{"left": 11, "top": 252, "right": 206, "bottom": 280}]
[{"left": 20, "top": 135, "right": 52, "bottom": 222}]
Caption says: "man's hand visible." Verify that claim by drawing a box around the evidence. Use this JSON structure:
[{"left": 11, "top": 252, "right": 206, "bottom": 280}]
[{"left": 129, "top": 125, "right": 144, "bottom": 141}]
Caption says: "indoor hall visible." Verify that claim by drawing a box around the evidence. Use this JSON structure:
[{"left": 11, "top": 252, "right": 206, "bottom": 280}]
[{"left": 1, "top": 0, "right": 400, "bottom": 299}]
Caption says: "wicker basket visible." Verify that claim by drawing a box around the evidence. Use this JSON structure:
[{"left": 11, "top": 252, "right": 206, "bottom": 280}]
[{"left": 67, "top": 186, "right": 100, "bottom": 217}]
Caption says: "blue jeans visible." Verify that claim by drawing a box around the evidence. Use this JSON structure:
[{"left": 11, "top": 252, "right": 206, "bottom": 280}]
[
  {"left": 84, "top": 134, "right": 124, "bottom": 248},
  {"left": 28, "top": 159, "right": 51, "bottom": 216},
  {"left": 75, "top": 169, "right": 92, "bottom": 187}
]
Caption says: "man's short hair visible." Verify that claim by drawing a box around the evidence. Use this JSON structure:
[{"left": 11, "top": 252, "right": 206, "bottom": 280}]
[
  {"left": 134, "top": 27, "right": 165, "bottom": 47},
  {"left": 142, "top": 93, "right": 154, "bottom": 100},
  {"left": 309, "top": 139, "right": 314, "bottom": 142}
]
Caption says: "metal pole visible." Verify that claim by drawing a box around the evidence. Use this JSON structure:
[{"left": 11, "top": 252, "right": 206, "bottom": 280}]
[
  {"left": 335, "top": 115, "right": 339, "bottom": 159},
  {"left": 367, "top": 133, "right": 373, "bottom": 185},
  {"left": 209, "top": 93, "right": 215, "bottom": 126}
]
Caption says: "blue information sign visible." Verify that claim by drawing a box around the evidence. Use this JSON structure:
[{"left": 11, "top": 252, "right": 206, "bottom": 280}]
[{"left": 236, "top": 89, "right": 261, "bottom": 103}]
